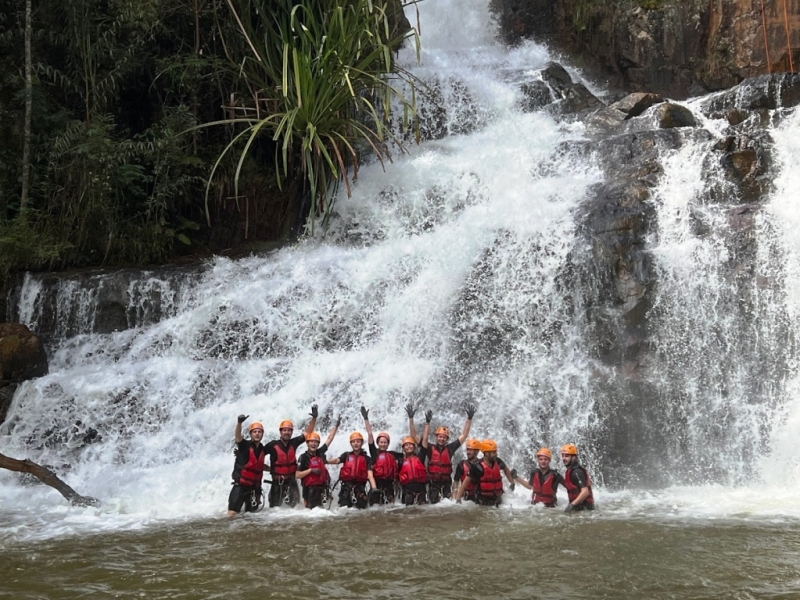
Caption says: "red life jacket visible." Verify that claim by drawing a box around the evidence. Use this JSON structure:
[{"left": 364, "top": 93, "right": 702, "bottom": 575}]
[
  {"left": 303, "top": 454, "right": 329, "bottom": 488},
  {"left": 399, "top": 454, "right": 428, "bottom": 485},
  {"left": 428, "top": 445, "right": 452, "bottom": 481},
  {"left": 477, "top": 460, "right": 503, "bottom": 497},
  {"left": 236, "top": 444, "right": 266, "bottom": 487},
  {"left": 531, "top": 469, "right": 558, "bottom": 507},
  {"left": 372, "top": 451, "right": 398, "bottom": 481},
  {"left": 340, "top": 452, "right": 369, "bottom": 484},
  {"left": 271, "top": 442, "right": 297, "bottom": 478},
  {"left": 564, "top": 465, "right": 594, "bottom": 507}
]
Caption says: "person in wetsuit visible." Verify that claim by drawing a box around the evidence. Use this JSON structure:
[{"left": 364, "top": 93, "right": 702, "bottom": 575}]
[
  {"left": 560, "top": 444, "right": 594, "bottom": 512},
  {"left": 413, "top": 403, "right": 476, "bottom": 503},
  {"left": 295, "top": 416, "right": 340, "bottom": 509},
  {"left": 227, "top": 415, "right": 267, "bottom": 516},
  {"left": 452, "top": 438, "right": 483, "bottom": 503},
  {"left": 264, "top": 404, "right": 318, "bottom": 508},
  {"left": 513, "top": 447, "right": 564, "bottom": 507},
  {"left": 361, "top": 406, "right": 407, "bottom": 505},
  {"left": 327, "top": 431, "right": 377, "bottom": 509},
  {"left": 398, "top": 435, "right": 429, "bottom": 505},
  {"left": 455, "top": 439, "right": 515, "bottom": 506}
]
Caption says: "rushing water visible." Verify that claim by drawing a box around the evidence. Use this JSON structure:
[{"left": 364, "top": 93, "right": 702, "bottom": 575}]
[{"left": 3, "top": 0, "right": 800, "bottom": 597}]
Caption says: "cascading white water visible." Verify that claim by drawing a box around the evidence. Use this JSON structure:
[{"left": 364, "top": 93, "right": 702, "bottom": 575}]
[{"left": 3, "top": 0, "right": 800, "bottom": 542}]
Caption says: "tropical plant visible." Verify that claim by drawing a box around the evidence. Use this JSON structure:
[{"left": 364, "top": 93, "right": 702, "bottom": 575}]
[{"left": 206, "top": 0, "right": 421, "bottom": 232}]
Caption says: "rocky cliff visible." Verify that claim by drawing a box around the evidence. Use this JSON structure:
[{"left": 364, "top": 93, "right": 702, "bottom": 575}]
[{"left": 494, "top": 0, "right": 799, "bottom": 98}]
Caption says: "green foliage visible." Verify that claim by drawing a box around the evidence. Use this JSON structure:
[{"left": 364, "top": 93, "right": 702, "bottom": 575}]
[{"left": 207, "top": 0, "right": 420, "bottom": 232}]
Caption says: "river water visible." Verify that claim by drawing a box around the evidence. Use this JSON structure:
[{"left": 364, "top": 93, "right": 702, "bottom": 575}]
[{"left": 3, "top": 0, "right": 800, "bottom": 597}]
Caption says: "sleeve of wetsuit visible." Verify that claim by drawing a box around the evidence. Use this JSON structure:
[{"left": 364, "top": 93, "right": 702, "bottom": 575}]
[
  {"left": 571, "top": 467, "right": 588, "bottom": 489},
  {"left": 496, "top": 457, "right": 507, "bottom": 470},
  {"left": 368, "top": 442, "right": 379, "bottom": 458},
  {"left": 298, "top": 454, "right": 310, "bottom": 470},
  {"left": 454, "top": 462, "right": 464, "bottom": 481},
  {"left": 555, "top": 472, "right": 565, "bottom": 488},
  {"left": 364, "top": 455, "right": 374, "bottom": 470},
  {"left": 417, "top": 446, "right": 430, "bottom": 461},
  {"left": 235, "top": 439, "right": 249, "bottom": 454},
  {"left": 290, "top": 434, "right": 306, "bottom": 448},
  {"left": 319, "top": 443, "right": 329, "bottom": 455},
  {"left": 338, "top": 452, "right": 349, "bottom": 463},
  {"left": 393, "top": 451, "right": 404, "bottom": 462},
  {"left": 448, "top": 439, "right": 462, "bottom": 454},
  {"left": 468, "top": 463, "right": 483, "bottom": 480}
]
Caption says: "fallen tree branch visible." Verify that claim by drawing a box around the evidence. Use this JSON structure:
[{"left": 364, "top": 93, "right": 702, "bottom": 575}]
[{"left": 0, "top": 452, "right": 99, "bottom": 507}]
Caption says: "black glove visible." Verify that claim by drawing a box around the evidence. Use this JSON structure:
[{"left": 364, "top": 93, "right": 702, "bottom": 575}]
[
  {"left": 465, "top": 403, "right": 477, "bottom": 419},
  {"left": 405, "top": 403, "right": 416, "bottom": 418},
  {"left": 425, "top": 410, "right": 433, "bottom": 423},
  {"left": 309, "top": 404, "right": 318, "bottom": 419},
  {"left": 360, "top": 406, "right": 369, "bottom": 420},
  {"left": 564, "top": 503, "right": 575, "bottom": 513},
  {"left": 335, "top": 415, "right": 342, "bottom": 427},
  {"left": 309, "top": 468, "right": 321, "bottom": 475},
  {"left": 510, "top": 482, "right": 516, "bottom": 492},
  {"left": 237, "top": 414, "right": 249, "bottom": 423},
  {"left": 510, "top": 469, "right": 517, "bottom": 479}
]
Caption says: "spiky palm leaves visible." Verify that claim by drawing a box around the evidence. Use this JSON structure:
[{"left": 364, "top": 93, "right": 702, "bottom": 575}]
[{"left": 208, "top": 0, "right": 419, "bottom": 232}]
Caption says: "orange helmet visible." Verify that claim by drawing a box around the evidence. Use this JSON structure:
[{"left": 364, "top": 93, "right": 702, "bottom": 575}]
[
  {"left": 560, "top": 444, "right": 578, "bottom": 456},
  {"left": 401, "top": 436, "right": 416, "bottom": 446},
  {"left": 435, "top": 426, "right": 450, "bottom": 437},
  {"left": 536, "top": 448, "right": 552, "bottom": 459},
  {"left": 306, "top": 432, "right": 321, "bottom": 442},
  {"left": 376, "top": 431, "right": 390, "bottom": 443},
  {"left": 248, "top": 422, "right": 264, "bottom": 432},
  {"left": 349, "top": 431, "right": 364, "bottom": 442},
  {"left": 481, "top": 439, "right": 498, "bottom": 453},
  {"left": 279, "top": 420, "right": 294, "bottom": 430},
  {"left": 466, "top": 438, "right": 482, "bottom": 450}
]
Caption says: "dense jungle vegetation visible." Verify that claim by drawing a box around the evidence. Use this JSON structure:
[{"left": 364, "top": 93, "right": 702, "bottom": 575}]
[{"left": 0, "top": 0, "right": 417, "bottom": 281}]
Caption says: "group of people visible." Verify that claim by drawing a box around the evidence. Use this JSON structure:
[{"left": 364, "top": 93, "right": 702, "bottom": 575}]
[{"left": 227, "top": 403, "right": 594, "bottom": 516}]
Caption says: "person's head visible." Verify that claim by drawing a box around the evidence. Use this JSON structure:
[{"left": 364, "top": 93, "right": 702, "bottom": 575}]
[
  {"left": 401, "top": 436, "right": 417, "bottom": 456},
  {"left": 350, "top": 431, "right": 364, "bottom": 452},
  {"left": 376, "top": 432, "right": 390, "bottom": 451},
  {"left": 306, "top": 432, "right": 321, "bottom": 454},
  {"left": 435, "top": 426, "right": 450, "bottom": 446},
  {"left": 481, "top": 439, "right": 497, "bottom": 463},
  {"left": 249, "top": 422, "right": 264, "bottom": 443},
  {"left": 536, "top": 447, "right": 552, "bottom": 470},
  {"left": 465, "top": 438, "right": 482, "bottom": 461},
  {"left": 279, "top": 420, "right": 294, "bottom": 442},
  {"left": 560, "top": 444, "right": 578, "bottom": 467}
]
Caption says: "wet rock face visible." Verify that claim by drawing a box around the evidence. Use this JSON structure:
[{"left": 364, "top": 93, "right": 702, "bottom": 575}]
[
  {"left": 0, "top": 323, "right": 48, "bottom": 425},
  {"left": 494, "top": 0, "right": 800, "bottom": 98}
]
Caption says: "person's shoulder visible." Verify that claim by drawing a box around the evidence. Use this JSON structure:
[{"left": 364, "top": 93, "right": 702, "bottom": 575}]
[
  {"left": 448, "top": 439, "right": 462, "bottom": 452},
  {"left": 496, "top": 457, "right": 507, "bottom": 468},
  {"left": 319, "top": 443, "right": 329, "bottom": 454},
  {"left": 290, "top": 434, "right": 306, "bottom": 447}
]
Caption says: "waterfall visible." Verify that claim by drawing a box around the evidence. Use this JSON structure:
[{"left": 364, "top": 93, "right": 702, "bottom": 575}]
[{"left": 2, "top": 0, "right": 800, "bottom": 538}]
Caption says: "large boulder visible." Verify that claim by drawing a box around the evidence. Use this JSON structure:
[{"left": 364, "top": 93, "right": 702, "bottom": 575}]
[{"left": 0, "top": 323, "right": 48, "bottom": 424}]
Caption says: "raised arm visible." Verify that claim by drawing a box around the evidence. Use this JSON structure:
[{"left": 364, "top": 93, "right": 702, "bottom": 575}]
[
  {"left": 458, "top": 404, "right": 476, "bottom": 444},
  {"left": 421, "top": 410, "right": 433, "bottom": 449},
  {"left": 325, "top": 415, "right": 341, "bottom": 447},
  {"left": 405, "top": 403, "right": 419, "bottom": 443},
  {"left": 361, "top": 407, "right": 374, "bottom": 444},
  {"left": 305, "top": 404, "right": 318, "bottom": 437},
  {"left": 234, "top": 414, "right": 248, "bottom": 443}
]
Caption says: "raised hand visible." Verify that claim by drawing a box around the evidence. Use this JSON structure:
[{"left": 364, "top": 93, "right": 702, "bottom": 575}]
[
  {"left": 237, "top": 414, "right": 249, "bottom": 423},
  {"left": 335, "top": 415, "right": 342, "bottom": 428},
  {"left": 309, "top": 404, "right": 318, "bottom": 419},
  {"left": 564, "top": 504, "right": 575, "bottom": 513},
  {"left": 360, "top": 406, "right": 369, "bottom": 420},
  {"left": 425, "top": 410, "right": 433, "bottom": 423},
  {"left": 405, "top": 403, "right": 416, "bottom": 418},
  {"left": 464, "top": 403, "right": 477, "bottom": 419}
]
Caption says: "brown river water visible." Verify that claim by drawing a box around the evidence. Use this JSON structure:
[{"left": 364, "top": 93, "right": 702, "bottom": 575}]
[{"left": 3, "top": 502, "right": 800, "bottom": 599}]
